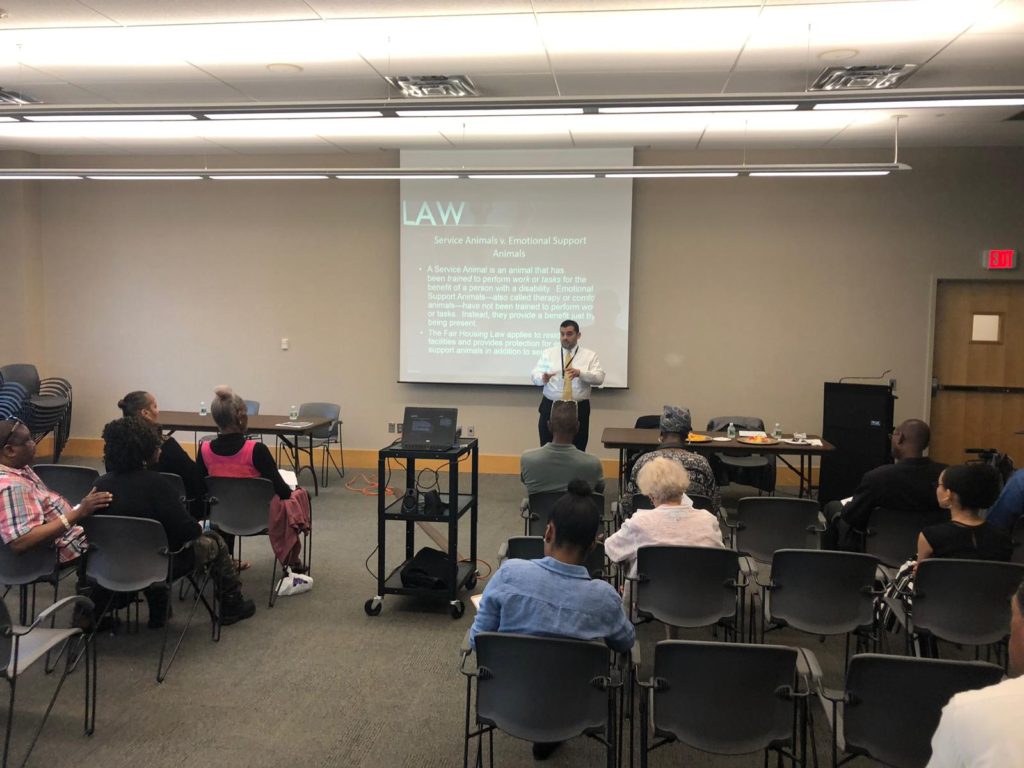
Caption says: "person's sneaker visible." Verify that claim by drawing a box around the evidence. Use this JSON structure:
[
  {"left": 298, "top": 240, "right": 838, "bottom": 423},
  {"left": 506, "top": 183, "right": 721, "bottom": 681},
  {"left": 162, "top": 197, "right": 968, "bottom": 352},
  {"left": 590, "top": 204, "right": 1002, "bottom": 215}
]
[{"left": 220, "top": 593, "right": 256, "bottom": 626}]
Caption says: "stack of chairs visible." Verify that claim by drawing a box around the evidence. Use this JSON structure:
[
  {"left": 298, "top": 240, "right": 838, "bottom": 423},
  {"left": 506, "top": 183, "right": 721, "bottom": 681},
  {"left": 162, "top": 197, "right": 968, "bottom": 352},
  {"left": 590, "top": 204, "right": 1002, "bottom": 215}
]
[{"left": 0, "top": 363, "right": 73, "bottom": 461}]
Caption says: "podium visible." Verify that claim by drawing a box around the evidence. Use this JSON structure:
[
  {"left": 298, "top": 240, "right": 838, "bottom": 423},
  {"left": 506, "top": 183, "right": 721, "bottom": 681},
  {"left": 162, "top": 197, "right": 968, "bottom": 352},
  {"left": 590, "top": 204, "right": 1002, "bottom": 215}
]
[{"left": 818, "top": 382, "right": 896, "bottom": 505}]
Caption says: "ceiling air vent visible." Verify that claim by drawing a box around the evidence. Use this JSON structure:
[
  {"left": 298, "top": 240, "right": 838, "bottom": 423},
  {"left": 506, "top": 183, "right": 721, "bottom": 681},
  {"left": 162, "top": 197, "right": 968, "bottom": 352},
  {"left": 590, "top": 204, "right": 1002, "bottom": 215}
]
[
  {"left": 810, "top": 65, "right": 917, "bottom": 91},
  {"left": 0, "top": 87, "right": 40, "bottom": 105},
  {"left": 384, "top": 75, "right": 478, "bottom": 98}
]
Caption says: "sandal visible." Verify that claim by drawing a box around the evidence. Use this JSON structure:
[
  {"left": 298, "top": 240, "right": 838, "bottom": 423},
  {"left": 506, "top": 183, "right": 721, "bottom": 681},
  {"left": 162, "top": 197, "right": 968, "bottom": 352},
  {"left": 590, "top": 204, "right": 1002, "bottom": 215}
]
[{"left": 232, "top": 558, "right": 252, "bottom": 572}]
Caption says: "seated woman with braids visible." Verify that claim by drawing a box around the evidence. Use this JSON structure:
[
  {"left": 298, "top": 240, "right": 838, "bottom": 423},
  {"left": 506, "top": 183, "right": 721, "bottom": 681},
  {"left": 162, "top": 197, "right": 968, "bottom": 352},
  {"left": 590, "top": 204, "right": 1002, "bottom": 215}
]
[
  {"left": 118, "top": 390, "right": 206, "bottom": 520},
  {"left": 197, "top": 386, "right": 308, "bottom": 573},
  {"left": 95, "top": 417, "right": 256, "bottom": 627}
]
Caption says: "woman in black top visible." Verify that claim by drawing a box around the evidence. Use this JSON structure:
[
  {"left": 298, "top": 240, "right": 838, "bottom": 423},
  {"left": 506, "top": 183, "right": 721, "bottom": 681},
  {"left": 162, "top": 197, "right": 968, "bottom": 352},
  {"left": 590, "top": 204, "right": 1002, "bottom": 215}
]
[
  {"left": 118, "top": 390, "right": 206, "bottom": 519},
  {"left": 917, "top": 463, "right": 1012, "bottom": 565},
  {"left": 95, "top": 418, "right": 256, "bottom": 627}
]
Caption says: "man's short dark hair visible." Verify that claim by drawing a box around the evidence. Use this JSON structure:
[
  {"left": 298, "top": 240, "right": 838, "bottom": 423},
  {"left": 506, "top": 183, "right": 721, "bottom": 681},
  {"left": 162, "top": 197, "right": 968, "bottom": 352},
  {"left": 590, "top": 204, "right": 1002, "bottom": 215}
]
[
  {"left": 897, "top": 419, "right": 931, "bottom": 450},
  {"left": 560, "top": 319, "right": 579, "bottom": 333},
  {"left": 549, "top": 400, "right": 579, "bottom": 436},
  {"left": 102, "top": 417, "right": 160, "bottom": 474},
  {"left": 549, "top": 479, "right": 600, "bottom": 552}
]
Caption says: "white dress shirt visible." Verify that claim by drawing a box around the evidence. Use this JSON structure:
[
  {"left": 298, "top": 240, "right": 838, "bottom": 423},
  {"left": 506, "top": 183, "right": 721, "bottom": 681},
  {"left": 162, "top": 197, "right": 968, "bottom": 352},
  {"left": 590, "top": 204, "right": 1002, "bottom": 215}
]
[
  {"left": 926, "top": 675, "right": 1024, "bottom": 768},
  {"left": 531, "top": 345, "right": 605, "bottom": 401}
]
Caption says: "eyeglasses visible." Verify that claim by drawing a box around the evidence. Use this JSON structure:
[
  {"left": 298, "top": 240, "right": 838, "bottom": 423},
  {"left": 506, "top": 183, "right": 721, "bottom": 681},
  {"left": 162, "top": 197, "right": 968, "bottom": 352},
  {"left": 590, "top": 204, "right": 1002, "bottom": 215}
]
[{"left": 0, "top": 419, "right": 29, "bottom": 450}]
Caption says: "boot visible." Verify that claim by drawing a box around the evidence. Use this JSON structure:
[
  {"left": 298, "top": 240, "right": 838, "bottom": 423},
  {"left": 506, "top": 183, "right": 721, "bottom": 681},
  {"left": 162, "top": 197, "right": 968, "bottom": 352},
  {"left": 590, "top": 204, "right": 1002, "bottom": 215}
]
[
  {"left": 220, "top": 590, "right": 256, "bottom": 626},
  {"left": 145, "top": 587, "right": 170, "bottom": 630}
]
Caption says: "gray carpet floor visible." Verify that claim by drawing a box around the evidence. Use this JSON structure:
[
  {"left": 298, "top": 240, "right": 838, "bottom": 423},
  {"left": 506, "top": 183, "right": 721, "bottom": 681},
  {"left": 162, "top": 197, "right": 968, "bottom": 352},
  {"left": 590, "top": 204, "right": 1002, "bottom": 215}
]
[{"left": 6, "top": 459, "right": 911, "bottom": 767}]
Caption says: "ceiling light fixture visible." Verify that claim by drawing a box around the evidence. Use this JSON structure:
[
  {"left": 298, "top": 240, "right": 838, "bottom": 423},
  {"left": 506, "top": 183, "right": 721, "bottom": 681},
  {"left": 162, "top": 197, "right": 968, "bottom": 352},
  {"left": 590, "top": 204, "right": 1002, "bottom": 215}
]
[
  {"left": 86, "top": 175, "right": 204, "bottom": 180},
  {"left": 1, "top": 174, "right": 83, "bottom": 180},
  {"left": 605, "top": 172, "right": 739, "bottom": 178},
  {"left": 814, "top": 97, "right": 1024, "bottom": 110},
  {"left": 467, "top": 173, "right": 597, "bottom": 180},
  {"left": 598, "top": 105, "right": 797, "bottom": 114},
  {"left": 395, "top": 108, "right": 584, "bottom": 118},
  {"left": 749, "top": 170, "right": 890, "bottom": 177},
  {"left": 208, "top": 174, "right": 329, "bottom": 180},
  {"left": 204, "top": 111, "right": 382, "bottom": 120},
  {"left": 335, "top": 174, "right": 460, "bottom": 180},
  {"left": 25, "top": 114, "right": 197, "bottom": 122}
]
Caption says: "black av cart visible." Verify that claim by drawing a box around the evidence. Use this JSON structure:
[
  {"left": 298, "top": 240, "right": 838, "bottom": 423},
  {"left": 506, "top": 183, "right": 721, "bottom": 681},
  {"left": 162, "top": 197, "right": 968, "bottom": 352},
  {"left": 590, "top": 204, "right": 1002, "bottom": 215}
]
[{"left": 364, "top": 438, "right": 479, "bottom": 619}]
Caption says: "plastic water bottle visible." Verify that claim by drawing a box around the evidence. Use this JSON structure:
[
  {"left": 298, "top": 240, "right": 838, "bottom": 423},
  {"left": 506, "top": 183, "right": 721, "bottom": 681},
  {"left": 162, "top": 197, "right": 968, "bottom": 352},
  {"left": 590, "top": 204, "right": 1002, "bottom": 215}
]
[
  {"left": 199, "top": 400, "right": 208, "bottom": 416},
  {"left": 289, "top": 404, "right": 299, "bottom": 420},
  {"left": 772, "top": 422, "right": 783, "bottom": 439},
  {"left": 726, "top": 422, "right": 737, "bottom": 439}
]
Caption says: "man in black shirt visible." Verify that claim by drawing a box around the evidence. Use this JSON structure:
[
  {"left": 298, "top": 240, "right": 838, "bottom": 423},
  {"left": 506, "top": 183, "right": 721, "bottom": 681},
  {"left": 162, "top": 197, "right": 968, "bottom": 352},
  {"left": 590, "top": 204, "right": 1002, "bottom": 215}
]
[{"left": 823, "top": 418, "right": 947, "bottom": 550}]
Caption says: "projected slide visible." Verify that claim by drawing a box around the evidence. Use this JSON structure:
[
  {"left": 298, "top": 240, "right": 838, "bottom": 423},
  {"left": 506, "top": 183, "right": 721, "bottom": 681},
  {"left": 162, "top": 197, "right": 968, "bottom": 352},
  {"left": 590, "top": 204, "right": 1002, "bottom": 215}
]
[{"left": 399, "top": 148, "right": 632, "bottom": 387}]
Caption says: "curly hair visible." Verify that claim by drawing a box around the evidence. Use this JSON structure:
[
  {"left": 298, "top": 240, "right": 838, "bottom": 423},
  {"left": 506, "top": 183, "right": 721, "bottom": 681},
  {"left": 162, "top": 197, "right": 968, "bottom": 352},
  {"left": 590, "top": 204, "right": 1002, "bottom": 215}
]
[
  {"left": 637, "top": 456, "right": 690, "bottom": 506},
  {"left": 102, "top": 416, "right": 161, "bottom": 473}
]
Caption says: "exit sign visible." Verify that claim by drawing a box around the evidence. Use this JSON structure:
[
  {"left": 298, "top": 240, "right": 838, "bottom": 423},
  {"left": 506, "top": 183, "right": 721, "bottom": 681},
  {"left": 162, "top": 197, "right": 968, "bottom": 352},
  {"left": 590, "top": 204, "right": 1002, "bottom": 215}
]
[{"left": 982, "top": 249, "right": 1018, "bottom": 270}]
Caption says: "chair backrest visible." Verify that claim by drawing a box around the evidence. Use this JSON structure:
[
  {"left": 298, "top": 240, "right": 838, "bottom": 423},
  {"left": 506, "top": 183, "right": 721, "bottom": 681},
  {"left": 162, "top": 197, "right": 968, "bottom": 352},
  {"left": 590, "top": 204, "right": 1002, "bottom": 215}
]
[
  {"left": 865, "top": 507, "right": 950, "bottom": 568},
  {"left": 911, "top": 558, "right": 1024, "bottom": 645},
  {"left": 634, "top": 414, "right": 660, "bottom": 429},
  {"left": 298, "top": 402, "right": 340, "bottom": 439},
  {"left": 635, "top": 546, "right": 740, "bottom": 628},
  {"left": 474, "top": 632, "right": 612, "bottom": 744},
  {"left": 650, "top": 640, "right": 798, "bottom": 755},
  {"left": 0, "top": 364, "right": 40, "bottom": 396},
  {"left": 0, "top": 381, "right": 29, "bottom": 421},
  {"left": 244, "top": 399, "right": 260, "bottom": 416},
  {"left": 527, "top": 491, "right": 604, "bottom": 537},
  {"left": 1012, "top": 516, "right": 1024, "bottom": 565},
  {"left": 631, "top": 493, "right": 654, "bottom": 511},
  {"left": 0, "top": 541, "right": 58, "bottom": 588},
  {"left": 206, "top": 476, "right": 275, "bottom": 536},
  {"left": 734, "top": 497, "right": 821, "bottom": 564},
  {"left": 159, "top": 472, "right": 189, "bottom": 511},
  {"left": 31, "top": 464, "right": 100, "bottom": 505},
  {"left": 767, "top": 549, "right": 878, "bottom": 636},
  {"left": 843, "top": 654, "right": 1004, "bottom": 768},
  {"left": 688, "top": 493, "right": 713, "bottom": 512},
  {"left": 504, "top": 536, "right": 545, "bottom": 561},
  {"left": 707, "top": 416, "right": 765, "bottom": 433},
  {"left": 82, "top": 515, "right": 170, "bottom": 592}
]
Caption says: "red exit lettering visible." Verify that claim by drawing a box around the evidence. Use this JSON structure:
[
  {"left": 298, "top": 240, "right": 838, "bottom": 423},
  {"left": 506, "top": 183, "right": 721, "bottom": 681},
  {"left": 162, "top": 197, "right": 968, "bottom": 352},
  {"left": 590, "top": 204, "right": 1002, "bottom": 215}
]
[{"left": 985, "top": 249, "right": 1017, "bottom": 270}]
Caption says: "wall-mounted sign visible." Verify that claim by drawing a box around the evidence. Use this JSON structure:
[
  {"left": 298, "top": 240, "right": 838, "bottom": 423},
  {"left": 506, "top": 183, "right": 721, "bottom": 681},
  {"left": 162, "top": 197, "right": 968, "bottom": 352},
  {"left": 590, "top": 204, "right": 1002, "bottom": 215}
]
[{"left": 982, "top": 249, "right": 1017, "bottom": 270}]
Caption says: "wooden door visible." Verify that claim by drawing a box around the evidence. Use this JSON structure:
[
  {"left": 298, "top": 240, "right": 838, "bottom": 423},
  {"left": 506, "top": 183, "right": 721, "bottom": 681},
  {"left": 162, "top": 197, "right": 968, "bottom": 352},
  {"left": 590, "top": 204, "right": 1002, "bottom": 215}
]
[{"left": 930, "top": 280, "right": 1024, "bottom": 465}]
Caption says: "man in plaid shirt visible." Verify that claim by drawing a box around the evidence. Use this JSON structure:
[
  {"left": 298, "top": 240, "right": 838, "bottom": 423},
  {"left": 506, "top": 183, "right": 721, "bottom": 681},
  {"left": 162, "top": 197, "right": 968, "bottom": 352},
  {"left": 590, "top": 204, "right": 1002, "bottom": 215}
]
[{"left": 0, "top": 419, "right": 111, "bottom": 562}]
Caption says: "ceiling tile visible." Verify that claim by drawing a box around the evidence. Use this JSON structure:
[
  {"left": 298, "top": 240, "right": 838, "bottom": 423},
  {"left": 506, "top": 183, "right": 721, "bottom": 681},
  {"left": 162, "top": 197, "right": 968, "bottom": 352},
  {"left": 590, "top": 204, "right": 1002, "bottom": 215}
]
[
  {"left": 554, "top": 70, "right": 732, "bottom": 96},
  {"left": 0, "top": 0, "right": 117, "bottom": 29},
  {"left": 8, "top": 82, "right": 116, "bottom": 104},
  {"left": 79, "top": 80, "right": 252, "bottom": 104},
  {"left": 80, "top": 1, "right": 320, "bottom": 26},
  {"left": 224, "top": 75, "right": 393, "bottom": 102}
]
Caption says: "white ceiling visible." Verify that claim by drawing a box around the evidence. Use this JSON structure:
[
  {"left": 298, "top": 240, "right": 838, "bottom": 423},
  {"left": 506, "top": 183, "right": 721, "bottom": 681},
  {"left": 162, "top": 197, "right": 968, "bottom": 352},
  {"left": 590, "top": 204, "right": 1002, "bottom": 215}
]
[{"left": 0, "top": 0, "right": 1022, "bottom": 156}]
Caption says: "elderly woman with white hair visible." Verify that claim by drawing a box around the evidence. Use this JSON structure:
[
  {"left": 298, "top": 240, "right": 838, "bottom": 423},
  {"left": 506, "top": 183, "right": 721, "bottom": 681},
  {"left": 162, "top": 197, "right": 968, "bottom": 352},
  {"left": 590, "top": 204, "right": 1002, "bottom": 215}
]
[{"left": 604, "top": 456, "right": 724, "bottom": 596}]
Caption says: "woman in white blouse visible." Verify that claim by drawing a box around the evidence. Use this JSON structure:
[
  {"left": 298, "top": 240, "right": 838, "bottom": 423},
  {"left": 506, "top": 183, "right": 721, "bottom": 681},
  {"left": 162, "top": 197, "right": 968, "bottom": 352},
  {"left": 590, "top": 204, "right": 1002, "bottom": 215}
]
[{"left": 604, "top": 456, "right": 724, "bottom": 606}]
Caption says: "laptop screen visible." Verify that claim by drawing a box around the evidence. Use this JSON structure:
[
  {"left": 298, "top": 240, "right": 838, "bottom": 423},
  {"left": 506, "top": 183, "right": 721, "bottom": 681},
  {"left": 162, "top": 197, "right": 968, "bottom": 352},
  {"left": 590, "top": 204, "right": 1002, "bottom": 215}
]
[{"left": 401, "top": 407, "right": 458, "bottom": 449}]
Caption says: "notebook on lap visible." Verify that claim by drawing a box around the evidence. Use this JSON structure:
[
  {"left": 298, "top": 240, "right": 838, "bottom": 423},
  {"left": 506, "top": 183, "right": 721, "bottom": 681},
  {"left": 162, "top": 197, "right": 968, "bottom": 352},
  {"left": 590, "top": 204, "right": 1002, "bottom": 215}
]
[{"left": 401, "top": 407, "right": 458, "bottom": 450}]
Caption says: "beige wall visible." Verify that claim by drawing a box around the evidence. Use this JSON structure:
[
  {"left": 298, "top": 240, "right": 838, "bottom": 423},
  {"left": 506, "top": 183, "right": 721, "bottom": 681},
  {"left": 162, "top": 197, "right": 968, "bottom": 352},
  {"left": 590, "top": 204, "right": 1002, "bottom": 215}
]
[
  {"left": 0, "top": 151, "right": 45, "bottom": 365},
  {"left": 6, "top": 146, "right": 1022, "bottom": 460}
]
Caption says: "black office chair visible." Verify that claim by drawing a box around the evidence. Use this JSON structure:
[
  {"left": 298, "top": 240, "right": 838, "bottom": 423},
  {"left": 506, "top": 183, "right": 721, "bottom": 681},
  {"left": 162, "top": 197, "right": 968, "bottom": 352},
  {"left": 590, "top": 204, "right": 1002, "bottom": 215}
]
[
  {"left": 639, "top": 640, "right": 807, "bottom": 768},
  {"left": 817, "top": 654, "right": 1003, "bottom": 768},
  {"left": 0, "top": 593, "right": 96, "bottom": 768},
  {"left": 863, "top": 506, "right": 949, "bottom": 573},
  {"left": 706, "top": 416, "right": 776, "bottom": 493},
  {"left": 759, "top": 549, "right": 879, "bottom": 665},
  {"left": 31, "top": 464, "right": 99, "bottom": 506},
  {"left": 631, "top": 545, "right": 744, "bottom": 640},
  {"left": 82, "top": 515, "right": 219, "bottom": 683},
  {"left": 462, "top": 632, "right": 619, "bottom": 768},
  {"left": 523, "top": 491, "right": 605, "bottom": 537},
  {"left": 887, "top": 558, "right": 1024, "bottom": 659},
  {"left": 496, "top": 535, "right": 545, "bottom": 566}
]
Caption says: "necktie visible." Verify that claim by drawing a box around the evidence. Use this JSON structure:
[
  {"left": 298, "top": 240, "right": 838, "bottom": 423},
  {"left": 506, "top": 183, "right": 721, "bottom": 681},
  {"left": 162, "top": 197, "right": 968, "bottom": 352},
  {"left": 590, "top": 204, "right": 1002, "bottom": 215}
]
[{"left": 562, "top": 350, "right": 575, "bottom": 400}]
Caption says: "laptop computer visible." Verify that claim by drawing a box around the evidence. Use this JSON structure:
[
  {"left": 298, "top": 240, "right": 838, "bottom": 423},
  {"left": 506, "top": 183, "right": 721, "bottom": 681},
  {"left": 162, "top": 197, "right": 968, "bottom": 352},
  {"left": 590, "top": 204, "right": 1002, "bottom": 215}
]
[{"left": 401, "top": 407, "right": 458, "bottom": 450}]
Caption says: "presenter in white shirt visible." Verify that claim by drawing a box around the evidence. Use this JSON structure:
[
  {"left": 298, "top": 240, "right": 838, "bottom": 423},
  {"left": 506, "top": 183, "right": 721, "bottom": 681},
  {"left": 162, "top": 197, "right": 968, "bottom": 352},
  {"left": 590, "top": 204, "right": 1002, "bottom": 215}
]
[{"left": 531, "top": 319, "right": 605, "bottom": 450}]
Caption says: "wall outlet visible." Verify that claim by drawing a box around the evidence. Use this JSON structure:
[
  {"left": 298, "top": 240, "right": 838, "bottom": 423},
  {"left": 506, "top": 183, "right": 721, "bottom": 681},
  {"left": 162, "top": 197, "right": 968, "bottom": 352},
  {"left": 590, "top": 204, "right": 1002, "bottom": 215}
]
[
  {"left": 281, "top": 337, "right": 289, "bottom": 350},
  {"left": 467, "top": 425, "right": 476, "bottom": 437},
  {"left": 388, "top": 422, "right": 395, "bottom": 433}
]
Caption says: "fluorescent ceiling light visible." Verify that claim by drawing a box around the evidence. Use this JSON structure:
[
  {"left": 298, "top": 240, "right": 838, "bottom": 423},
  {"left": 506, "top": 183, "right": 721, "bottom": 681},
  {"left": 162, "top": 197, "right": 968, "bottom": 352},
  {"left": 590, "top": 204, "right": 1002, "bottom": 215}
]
[
  {"left": 395, "top": 108, "right": 584, "bottom": 117},
  {"left": 86, "top": 175, "right": 204, "bottom": 180},
  {"left": 750, "top": 170, "right": 890, "bottom": 177},
  {"left": 204, "top": 111, "right": 382, "bottom": 120},
  {"left": 0, "top": 175, "right": 83, "bottom": 180},
  {"left": 0, "top": 117, "right": 17, "bottom": 123},
  {"left": 599, "top": 105, "right": 797, "bottom": 114},
  {"left": 468, "top": 173, "right": 596, "bottom": 180},
  {"left": 335, "top": 174, "right": 460, "bottom": 180},
  {"left": 209, "top": 175, "right": 329, "bottom": 180},
  {"left": 814, "top": 98, "right": 1024, "bottom": 110},
  {"left": 24, "top": 114, "right": 197, "bottom": 122},
  {"left": 605, "top": 172, "right": 738, "bottom": 178}
]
